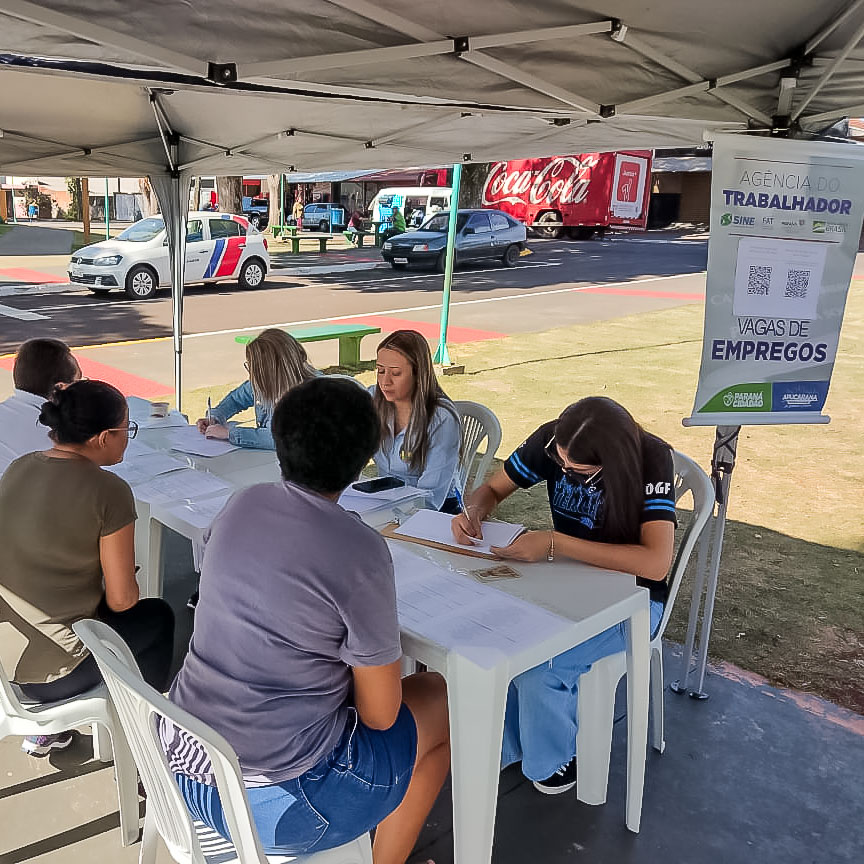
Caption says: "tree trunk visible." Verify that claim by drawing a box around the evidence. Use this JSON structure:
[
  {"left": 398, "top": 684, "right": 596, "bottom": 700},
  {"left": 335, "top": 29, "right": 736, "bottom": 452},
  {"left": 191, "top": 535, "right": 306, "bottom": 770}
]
[
  {"left": 81, "top": 177, "right": 91, "bottom": 242},
  {"left": 216, "top": 176, "right": 243, "bottom": 214},
  {"left": 266, "top": 174, "right": 281, "bottom": 230},
  {"left": 139, "top": 177, "right": 158, "bottom": 216},
  {"left": 458, "top": 163, "right": 492, "bottom": 208}
]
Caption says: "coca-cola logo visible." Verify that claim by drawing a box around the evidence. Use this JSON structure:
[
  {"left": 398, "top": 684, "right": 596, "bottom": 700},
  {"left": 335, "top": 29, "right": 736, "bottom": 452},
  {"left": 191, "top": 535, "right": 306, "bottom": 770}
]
[{"left": 482, "top": 156, "right": 599, "bottom": 208}]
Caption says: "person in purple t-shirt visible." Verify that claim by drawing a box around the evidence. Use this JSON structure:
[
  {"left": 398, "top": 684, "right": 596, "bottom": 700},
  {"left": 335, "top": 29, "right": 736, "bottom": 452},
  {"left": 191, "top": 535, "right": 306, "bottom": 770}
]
[{"left": 165, "top": 378, "right": 450, "bottom": 863}]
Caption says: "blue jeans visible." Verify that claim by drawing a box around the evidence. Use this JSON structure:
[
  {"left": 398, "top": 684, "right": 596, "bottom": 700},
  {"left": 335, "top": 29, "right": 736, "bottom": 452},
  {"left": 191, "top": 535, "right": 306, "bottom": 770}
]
[
  {"left": 501, "top": 599, "right": 664, "bottom": 781},
  {"left": 176, "top": 705, "right": 417, "bottom": 855}
]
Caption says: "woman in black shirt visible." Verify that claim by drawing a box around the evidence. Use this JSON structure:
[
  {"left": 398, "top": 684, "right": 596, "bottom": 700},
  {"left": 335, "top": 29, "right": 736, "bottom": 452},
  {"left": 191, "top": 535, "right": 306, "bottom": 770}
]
[{"left": 452, "top": 397, "right": 675, "bottom": 794}]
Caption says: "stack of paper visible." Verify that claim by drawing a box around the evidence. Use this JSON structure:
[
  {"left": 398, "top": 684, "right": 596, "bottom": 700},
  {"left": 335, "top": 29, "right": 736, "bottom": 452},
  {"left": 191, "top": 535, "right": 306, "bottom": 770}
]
[
  {"left": 132, "top": 469, "right": 231, "bottom": 505},
  {"left": 106, "top": 451, "right": 188, "bottom": 487},
  {"left": 338, "top": 484, "right": 427, "bottom": 514},
  {"left": 168, "top": 426, "right": 239, "bottom": 457},
  {"left": 393, "top": 509, "right": 524, "bottom": 557},
  {"left": 389, "top": 544, "right": 569, "bottom": 668}
]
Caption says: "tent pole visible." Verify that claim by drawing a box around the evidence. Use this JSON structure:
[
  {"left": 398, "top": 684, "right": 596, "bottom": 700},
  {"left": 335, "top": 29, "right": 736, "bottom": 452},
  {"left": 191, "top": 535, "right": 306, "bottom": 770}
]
[
  {"left": 104, "top": 178, "right": 110, "bottom": 239},
  {"left": 279, "top": 173, "right": 285, "bottom": 233},
  {"left": 433, "top": 162, "right": 461, "bottom": 365}
]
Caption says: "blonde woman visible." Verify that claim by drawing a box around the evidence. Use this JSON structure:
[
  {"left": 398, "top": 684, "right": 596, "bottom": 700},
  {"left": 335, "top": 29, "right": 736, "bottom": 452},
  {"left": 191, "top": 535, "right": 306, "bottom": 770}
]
[
  {"left": 197, "top": 329, "right": 319, "bottom": 450},
  {"left": 370, "top": 330, "right": 462, "bottom": 512}
]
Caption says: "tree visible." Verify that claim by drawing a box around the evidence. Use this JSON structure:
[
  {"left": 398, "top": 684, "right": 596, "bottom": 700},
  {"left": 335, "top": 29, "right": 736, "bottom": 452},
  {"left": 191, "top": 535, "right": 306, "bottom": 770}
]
[
  {"left": 138, "top": 177, "right": 158, "bottom": 216},
  {"left": 216, "top": 176, "right": 243, "bottom": 214},
  {"left": 457, "top": 162, "right": 492, "bottom": 208},
  {"left": 266, "top": 174, "right": 281, "bottom": 230},
  {"left": 65, "top": 177, "right": 83, "bottom": 220}
]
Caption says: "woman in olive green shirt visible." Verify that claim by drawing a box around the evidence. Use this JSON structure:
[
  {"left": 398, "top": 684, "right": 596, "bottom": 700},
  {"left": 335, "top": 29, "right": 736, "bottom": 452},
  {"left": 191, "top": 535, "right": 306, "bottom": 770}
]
[{"left": 0, "top": 380, "right": 174, "bottom": 756}]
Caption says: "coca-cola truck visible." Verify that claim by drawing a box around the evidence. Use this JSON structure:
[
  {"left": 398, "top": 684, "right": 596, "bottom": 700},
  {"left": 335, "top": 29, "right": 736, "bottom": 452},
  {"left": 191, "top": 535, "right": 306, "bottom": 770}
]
[{"left": 482, "top": 151, "right": 653, "bottom": 239}]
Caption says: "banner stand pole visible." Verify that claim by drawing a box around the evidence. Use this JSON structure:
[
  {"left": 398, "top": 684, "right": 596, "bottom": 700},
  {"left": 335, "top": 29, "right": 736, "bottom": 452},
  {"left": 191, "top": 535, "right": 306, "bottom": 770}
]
[{"left": 671, "top": 425, "right": 740, "bottom": 699}]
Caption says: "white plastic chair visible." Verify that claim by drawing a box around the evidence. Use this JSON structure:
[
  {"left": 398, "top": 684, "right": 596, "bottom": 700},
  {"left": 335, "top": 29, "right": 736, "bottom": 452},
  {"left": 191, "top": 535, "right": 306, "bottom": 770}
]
[
  {"left": 73, "top": 620, "right": 373, "bottom": 864},
  {"left": 0, "top": 629, "right": 140, "bottom": 845},
  {"left": 574, "top": 450, "right": 714, "bottom": 805},
  {"left": 453, "top": 401, "right": 502, "bottom": 494}
]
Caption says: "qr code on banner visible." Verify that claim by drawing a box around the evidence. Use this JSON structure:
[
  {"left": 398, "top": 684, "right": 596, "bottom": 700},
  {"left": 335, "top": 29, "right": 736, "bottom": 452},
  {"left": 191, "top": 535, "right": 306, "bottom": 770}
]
[
  {"left": 747, "top": 265, "right": 772, "bottom": 295},
  {"left": 785, "top": 269, "right": 810, "bottom": 299}
]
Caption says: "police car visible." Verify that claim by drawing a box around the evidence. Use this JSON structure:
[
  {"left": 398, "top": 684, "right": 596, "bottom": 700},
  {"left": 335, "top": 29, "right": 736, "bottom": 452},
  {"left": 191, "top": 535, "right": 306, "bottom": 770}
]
[{"left": 68, "top": 212, "right": 270, "bottom": 300}]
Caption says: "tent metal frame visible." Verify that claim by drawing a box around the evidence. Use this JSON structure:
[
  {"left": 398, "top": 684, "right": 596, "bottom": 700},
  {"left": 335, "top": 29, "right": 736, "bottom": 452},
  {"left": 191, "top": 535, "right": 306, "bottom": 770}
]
[{"left": 8, "top": 0, "right": 864, "bottom": 128}]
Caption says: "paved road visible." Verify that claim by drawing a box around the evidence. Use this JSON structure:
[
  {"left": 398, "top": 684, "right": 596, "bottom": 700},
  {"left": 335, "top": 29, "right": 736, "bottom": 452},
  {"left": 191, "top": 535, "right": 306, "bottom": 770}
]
[{"left": 0, "top": 234, "right": 709, "bottom": 397}]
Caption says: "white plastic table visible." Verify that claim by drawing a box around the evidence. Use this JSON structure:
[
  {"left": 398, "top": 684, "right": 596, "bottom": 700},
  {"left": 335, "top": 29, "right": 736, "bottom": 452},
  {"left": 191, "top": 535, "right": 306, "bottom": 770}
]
[
  {"left": 390, "top": 541, "right": 652, "bottom": 863},
  {"left": 133, "top": 428, "right": 279, "bottom": 593}
]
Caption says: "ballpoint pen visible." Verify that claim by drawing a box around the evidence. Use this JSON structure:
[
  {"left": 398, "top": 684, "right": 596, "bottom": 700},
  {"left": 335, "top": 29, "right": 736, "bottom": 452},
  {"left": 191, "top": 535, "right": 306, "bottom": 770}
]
[{"left": 206, "top": 396, "right": 212, "bottom": 424}]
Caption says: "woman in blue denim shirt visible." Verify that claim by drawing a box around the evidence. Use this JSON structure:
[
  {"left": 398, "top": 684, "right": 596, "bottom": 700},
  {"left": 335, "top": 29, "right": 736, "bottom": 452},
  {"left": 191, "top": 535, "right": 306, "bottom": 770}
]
[
  {"left": 370, "top": 330, "right": 462, "bottom": 512},
  {"left": 197, "top": 329, "right": 319, "bottom": 450}
]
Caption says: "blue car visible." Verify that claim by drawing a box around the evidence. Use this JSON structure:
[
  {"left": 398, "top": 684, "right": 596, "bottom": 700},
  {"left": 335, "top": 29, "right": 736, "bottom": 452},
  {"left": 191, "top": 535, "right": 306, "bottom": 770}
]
[
  {"left": 381, "top": 209, "right": 527, "bottom": 271},
  {"left": 302, "top": 203, "right": 346, "bottom": 233}
]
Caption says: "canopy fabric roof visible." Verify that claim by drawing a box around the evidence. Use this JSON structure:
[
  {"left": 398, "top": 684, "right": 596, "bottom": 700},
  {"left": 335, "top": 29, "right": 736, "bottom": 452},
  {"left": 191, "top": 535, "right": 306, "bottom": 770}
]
[{"left": 2, "top": 1, "right": 864, "bottom": 178}]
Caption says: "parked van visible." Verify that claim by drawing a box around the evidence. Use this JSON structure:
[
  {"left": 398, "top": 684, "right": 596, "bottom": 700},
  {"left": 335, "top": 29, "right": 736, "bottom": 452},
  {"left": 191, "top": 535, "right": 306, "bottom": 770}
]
[{"left": 369, "top": 187, "right": 452, "bottom": 230}]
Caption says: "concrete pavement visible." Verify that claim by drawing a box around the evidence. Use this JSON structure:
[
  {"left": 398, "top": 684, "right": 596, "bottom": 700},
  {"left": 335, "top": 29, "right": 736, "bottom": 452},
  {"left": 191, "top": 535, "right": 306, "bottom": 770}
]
[{"left": 2, "top": 527, "right": 862, "bottom": 864}]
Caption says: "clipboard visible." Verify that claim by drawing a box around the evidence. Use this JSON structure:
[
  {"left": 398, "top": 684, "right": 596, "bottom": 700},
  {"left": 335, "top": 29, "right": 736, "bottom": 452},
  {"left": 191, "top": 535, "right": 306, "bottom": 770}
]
[{"left": 381, "top": 522, "right": 498, "bottom": 560}]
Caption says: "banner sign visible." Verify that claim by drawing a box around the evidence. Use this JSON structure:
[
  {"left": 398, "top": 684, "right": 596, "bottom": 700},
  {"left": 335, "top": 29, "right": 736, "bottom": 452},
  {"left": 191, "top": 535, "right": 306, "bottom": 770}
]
[{"left": 686, "top": 134, "right": 864, "bottom": 425}]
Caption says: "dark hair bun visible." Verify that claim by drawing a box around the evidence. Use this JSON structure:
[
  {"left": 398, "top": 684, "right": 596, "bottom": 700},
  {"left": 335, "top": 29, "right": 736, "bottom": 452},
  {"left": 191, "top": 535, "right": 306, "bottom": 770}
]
[
  {"left": 37, "top": 380, "right": 126, "bottom": 445},
  {"left": 37, "top": 398, "right": 62, "bottom": 430}
]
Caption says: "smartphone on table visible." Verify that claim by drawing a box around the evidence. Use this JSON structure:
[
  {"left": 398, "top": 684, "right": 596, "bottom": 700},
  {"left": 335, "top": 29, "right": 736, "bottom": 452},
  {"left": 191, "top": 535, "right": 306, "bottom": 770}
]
[{"left": 351, "top": 476, "right": 405, "bottom": 494}]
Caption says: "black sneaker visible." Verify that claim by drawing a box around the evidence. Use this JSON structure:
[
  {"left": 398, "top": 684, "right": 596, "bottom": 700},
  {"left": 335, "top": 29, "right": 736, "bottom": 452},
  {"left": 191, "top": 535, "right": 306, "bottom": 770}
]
[
  {"left": 186, "top": 590, "right": 199, "bottom": 611},
  {"left": 532, "top": 757, "right": 577, "bottom": 795}
]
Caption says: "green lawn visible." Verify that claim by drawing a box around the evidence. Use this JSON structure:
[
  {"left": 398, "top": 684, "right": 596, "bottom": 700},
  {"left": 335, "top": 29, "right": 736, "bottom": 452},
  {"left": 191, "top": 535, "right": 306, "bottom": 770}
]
[{"left": 177, "top": 281, "right": 864, "bottom": 713}]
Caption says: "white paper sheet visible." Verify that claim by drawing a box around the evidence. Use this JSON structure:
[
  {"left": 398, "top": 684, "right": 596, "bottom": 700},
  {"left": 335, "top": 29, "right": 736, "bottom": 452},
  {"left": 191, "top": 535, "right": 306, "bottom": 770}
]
[
  {"left": 393, "top": 508, "right": 524, "bottom": 557},
  {"left": 338, "top": 484, "right": 427, "bottom": 514},
  {"left": 168, "top": 426, "right": 239, "bottom": 457},
  {"left": 161, "top": 492, "right": 233, "bottom": 530},
  {"left": 106, "top": 452, "right": 188, "bottom": 487},
  {"left": 389, "top": 544, "right": 569, "bottom": 668},
  {"left": 132, "top": 469, "right": 231, "bottom": 505}
]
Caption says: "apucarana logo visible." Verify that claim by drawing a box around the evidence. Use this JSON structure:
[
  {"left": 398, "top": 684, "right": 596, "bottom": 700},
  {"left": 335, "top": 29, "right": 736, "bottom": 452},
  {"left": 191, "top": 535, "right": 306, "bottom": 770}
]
[{"left": 781, "top": 391, "right": 819, "bottom": 407}]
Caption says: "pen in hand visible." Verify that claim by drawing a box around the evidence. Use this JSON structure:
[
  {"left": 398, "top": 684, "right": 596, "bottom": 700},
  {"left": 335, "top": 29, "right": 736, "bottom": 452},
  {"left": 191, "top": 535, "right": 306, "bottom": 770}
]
[{"left": 460, "top": 499, "right": 484, "bottom": 545}]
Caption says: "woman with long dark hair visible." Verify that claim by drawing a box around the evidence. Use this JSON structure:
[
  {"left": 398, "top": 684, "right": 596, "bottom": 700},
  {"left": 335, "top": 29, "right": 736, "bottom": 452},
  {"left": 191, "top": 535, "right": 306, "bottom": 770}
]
[
  {"left": 371, "top": 330, "right": 462, "bottom": 512},
  {"left": 451, "top": 396, "right": 675, "bottom": 793},
  {"left": 0, "top": 380, "right": 174, "bottom": 757}
]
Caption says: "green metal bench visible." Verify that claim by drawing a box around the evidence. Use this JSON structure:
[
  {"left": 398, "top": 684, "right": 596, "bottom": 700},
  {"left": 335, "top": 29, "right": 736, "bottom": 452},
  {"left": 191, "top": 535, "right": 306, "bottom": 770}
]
[{"left": 235, "top": 323, "right": 381, "bottom": 367}]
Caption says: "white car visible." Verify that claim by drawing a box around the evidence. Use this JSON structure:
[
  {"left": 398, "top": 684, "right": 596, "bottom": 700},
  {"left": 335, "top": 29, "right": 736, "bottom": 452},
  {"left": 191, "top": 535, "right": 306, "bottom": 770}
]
[{"left": 68, "top": 212, "right": 270, "bottom": 300}]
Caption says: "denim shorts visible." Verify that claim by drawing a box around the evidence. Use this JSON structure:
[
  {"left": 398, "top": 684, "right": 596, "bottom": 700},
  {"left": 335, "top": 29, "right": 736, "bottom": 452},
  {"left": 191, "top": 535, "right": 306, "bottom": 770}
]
[{"left": 175, "top": 704, "right": 417, "bottom": 855}]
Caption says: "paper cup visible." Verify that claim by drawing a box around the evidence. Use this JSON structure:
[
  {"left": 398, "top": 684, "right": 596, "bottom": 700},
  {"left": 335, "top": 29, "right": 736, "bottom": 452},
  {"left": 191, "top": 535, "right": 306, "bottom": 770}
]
[{"left": 149, "top": 401, "right": 169, "bottom": 418}]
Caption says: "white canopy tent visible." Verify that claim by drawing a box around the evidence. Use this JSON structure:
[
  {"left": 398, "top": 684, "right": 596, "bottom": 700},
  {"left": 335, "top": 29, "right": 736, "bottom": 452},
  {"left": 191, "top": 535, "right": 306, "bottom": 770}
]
[{"left": 3, "top": 0, "right": 864, "bottom": 401}]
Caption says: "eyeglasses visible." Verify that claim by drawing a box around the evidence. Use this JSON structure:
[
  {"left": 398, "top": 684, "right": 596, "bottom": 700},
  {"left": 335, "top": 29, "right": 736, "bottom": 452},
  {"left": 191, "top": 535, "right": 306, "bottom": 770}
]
[
  {"left": 244, "top": 361, "right": 249, "bottom": 372},
  {"left": 544, "top": 436, "right": 602, "bottom": 486},
  {"left": 107, "top": 420, "right": 139, "bottom": 439}
]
